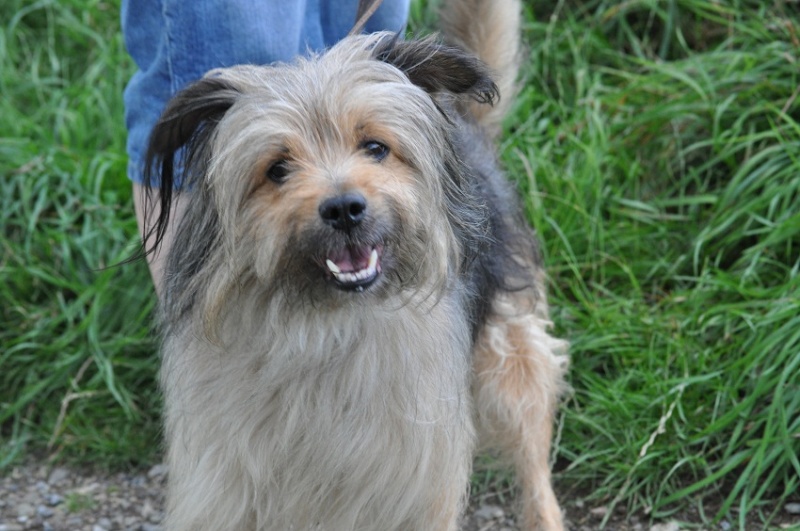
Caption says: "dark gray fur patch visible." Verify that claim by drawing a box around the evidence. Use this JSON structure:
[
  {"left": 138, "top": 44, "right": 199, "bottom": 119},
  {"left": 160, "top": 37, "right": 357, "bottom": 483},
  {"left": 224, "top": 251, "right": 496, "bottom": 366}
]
[
  {"left": 372, "top": 33, "right": 498, "bottom": 105},
  {"left": 447, "top": 112, "right": 543, "bottom": 340}
]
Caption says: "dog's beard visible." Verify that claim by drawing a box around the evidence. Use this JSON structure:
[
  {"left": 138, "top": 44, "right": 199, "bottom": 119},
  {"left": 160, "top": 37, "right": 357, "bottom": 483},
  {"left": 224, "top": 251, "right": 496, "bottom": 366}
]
[{"left": 290, "top": 218, "right": 391, "bottom": 291}]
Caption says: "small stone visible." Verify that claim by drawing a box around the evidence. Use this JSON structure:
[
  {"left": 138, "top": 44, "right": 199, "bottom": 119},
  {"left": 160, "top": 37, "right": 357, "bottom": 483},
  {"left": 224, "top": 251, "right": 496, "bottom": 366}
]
[
  {"left": 590, "top": 506, "right": 608, "bottom": 517},
  {"left": 650, "top": 522, "right": 680, "bottom": 531},
  {"left": 47, "top": 467, "right": 70, "bottom": 485},
  {"left": 473, "top": 504, "right": 504, "bottom": 521},
  {"left": 0, "top": 524, "right": 25, "bottom": 531},
  {"left": 46, "top": 493, "right": 64, "bottom": 506},
  {"left": 43, "top": 523, "right": 54, "bottom": 531},
  {"left": 147, "top": 464, "right": 168, "bottom": 479},
  {"left": 76, "top": 481, "right": 100, "bottom": 494},
  {"left": 97, "top": 517, "right": 113, "bottom": 528},
  {"left": 92, "top": 526, "right": 108, "bottom": 531},
  {"left": 141, "top": 500, "right": 155, "bottom": 519},
  {"left": 15, "top": 502, "right": 34, "bottom": 517},
  {"left": 36, "top": 504, "right": 55, "bottom": 518},
  {"left": 786, "top": 503, "right": 800, "bottom": 515},
  {"left": 141, "top": 525, "right": 163, "bottom": 531},
  {"left": 720, "top": 520, "right": 731, "bottom": 531}
]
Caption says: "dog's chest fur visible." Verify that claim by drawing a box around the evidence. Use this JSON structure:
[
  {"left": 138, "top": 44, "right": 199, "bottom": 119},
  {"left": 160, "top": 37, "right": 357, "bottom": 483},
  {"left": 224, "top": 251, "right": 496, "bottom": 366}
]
[{"left": 161, "top": 289, "right": 475, "bottom": 529}]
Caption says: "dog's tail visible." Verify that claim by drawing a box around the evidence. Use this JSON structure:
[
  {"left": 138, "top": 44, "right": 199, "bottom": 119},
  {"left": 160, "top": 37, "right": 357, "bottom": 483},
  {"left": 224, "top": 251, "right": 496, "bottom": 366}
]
[{"left": 440, "top": 0, "right": 522, "bottom": 137}]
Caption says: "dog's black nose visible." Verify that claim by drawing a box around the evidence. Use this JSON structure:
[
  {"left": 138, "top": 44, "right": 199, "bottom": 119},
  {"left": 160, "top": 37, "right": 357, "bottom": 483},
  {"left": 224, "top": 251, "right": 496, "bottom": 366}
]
[{"left": 319, "top": 192, "right": 367, "bottom": 231}]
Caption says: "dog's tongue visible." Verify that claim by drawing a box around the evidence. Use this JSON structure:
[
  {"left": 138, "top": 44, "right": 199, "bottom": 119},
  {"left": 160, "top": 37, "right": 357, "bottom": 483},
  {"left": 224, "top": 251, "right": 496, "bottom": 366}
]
[{"left": 328, "top": 246, "right": 372, "bottom": 273}]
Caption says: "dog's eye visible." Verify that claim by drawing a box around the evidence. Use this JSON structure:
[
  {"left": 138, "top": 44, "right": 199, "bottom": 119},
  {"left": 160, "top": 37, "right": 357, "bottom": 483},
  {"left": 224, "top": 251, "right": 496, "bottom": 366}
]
[
  {"left": 362, "top": 141, "right": 389, "bottom": 162},
  {"left": 266, "top": 160, "right": 291, "bottom": 183}
]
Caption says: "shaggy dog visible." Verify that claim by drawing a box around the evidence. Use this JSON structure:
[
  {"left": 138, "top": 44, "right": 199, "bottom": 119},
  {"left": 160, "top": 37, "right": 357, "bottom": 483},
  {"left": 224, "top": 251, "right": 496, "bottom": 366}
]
[{"left": 142, "top": 0, "right": 568, "bottom": 528}]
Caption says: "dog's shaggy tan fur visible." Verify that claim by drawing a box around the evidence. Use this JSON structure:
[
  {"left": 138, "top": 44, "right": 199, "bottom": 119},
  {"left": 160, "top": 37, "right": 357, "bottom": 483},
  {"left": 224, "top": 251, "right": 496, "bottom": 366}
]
[{"left": 142, "top": 1, "right": 568, "bottom": 529}]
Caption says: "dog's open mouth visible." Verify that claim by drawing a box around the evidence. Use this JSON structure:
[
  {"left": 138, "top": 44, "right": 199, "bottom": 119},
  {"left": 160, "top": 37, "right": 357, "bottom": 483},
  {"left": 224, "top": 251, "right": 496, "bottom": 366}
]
[{"left": 324, "top": 244, "right": 383, "bottom": 291}]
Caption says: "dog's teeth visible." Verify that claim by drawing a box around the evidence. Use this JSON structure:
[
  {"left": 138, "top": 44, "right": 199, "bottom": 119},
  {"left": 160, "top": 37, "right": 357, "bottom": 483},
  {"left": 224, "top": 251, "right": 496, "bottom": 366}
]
[
  {"left": 328, "top": 249, "right": 380, "bottom": 287},
  {"left": 326, "top": 259, "right": 341, "bottom": 274},
  {"left": 333, "top": 271, "right": 356, "bottom": 283}
]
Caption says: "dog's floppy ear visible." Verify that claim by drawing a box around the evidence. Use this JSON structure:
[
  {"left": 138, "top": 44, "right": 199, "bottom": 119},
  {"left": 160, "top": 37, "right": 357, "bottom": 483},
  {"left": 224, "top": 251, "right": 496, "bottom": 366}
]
[
  {"left": 372, "top": 34, "right": 498, "bottom": 105},
  {"left": 142, "top": 76, "right": 240, "bottom": 256},
  {"left": 145, "top": 76, "right": 240, "bottom": 191}
]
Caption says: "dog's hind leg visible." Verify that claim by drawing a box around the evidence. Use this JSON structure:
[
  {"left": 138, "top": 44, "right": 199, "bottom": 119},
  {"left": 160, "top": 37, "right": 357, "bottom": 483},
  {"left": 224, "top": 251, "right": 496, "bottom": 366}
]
[{"left": 472, "top": 287, "right": 569, "bottom": 531}]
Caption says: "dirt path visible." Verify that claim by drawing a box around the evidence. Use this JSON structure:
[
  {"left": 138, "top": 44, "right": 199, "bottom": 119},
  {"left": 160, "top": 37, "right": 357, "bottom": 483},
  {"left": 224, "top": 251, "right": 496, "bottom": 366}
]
[{"left": 0, "top": 460, "right": 750, "bottom": 531}]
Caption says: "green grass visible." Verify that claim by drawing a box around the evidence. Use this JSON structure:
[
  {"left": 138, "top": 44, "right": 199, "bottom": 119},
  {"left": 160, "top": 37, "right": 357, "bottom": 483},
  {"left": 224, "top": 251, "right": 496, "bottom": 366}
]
[
  {"left": 64, "top": 491, "right": 96, "bottom": 513},
  {"left": 1, "top": 0, "right": 160, "bottom": 468},
  {"left": 509, "top": 0, "right": 800, "bottom": 526},
  {"left": 2, "top": 0, "right": 799, "bottom": 528}
]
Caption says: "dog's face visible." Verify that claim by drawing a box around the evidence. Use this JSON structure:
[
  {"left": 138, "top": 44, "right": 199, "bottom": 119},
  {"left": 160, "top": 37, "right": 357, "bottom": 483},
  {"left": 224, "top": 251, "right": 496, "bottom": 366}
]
[
  {"left": 146, "top": 33, "right": 498, "bottom": 308},
  {"left": 209, "top": 54, "right": 454, "bottom": 299}
]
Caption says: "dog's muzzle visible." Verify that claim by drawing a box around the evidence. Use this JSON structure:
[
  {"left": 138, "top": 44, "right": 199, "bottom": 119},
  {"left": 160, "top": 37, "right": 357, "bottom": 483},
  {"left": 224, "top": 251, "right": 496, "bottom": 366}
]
[{"left": 319, "top": 192, "right": 384, "bottom": 292}]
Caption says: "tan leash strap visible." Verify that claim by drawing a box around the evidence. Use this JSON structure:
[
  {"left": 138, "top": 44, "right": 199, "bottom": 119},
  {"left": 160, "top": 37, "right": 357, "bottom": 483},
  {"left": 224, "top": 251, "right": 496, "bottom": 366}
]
[{"left": 348, "top": 0, "right": 385, "bottom": 36}]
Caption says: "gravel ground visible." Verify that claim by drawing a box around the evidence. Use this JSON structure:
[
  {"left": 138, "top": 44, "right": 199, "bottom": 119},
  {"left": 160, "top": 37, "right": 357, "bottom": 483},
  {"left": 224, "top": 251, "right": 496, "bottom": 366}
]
[
  {"left": 2, "top": 460, "right": 534, "bottom": 531},
  {"left": 2, "top": 461, "right": 797, "bottom": 531}
]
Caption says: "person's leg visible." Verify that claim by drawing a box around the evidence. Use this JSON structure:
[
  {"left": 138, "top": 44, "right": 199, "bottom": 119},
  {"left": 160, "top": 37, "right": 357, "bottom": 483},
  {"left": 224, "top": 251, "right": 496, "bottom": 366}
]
[{"left": 132, "top": 183, "right": 186, "bottom": 297}]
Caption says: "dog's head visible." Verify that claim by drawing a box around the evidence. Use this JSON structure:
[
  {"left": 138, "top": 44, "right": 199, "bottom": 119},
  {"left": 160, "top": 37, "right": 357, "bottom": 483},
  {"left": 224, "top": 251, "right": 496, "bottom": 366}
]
[{"left": 144, "top": 32, "right": 497, "bottom": 316}]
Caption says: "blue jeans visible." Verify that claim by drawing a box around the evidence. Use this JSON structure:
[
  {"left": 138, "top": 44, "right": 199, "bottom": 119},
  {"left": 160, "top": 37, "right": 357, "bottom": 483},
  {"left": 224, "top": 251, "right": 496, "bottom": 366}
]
[{"left": 122, "top": 0, "right": 409, "bottom": 185}]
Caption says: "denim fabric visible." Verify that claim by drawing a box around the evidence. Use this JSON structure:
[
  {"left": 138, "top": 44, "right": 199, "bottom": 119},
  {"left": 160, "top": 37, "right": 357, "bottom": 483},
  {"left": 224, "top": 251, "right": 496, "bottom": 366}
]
[{"left": 122, "top": 0, "right": 409, "bottom": 185}]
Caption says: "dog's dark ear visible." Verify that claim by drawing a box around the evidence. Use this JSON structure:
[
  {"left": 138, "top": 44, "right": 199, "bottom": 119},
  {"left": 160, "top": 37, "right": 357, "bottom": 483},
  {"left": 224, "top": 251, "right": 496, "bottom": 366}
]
[
  {"left": 142, "top": 77, "right": 240, "bottom": 256},
  {"left": 372, "top": 34, "right": 498, "bottom": 105},
  {"left": 145, "top": 76, "right": 240, "bottom": 191}
]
